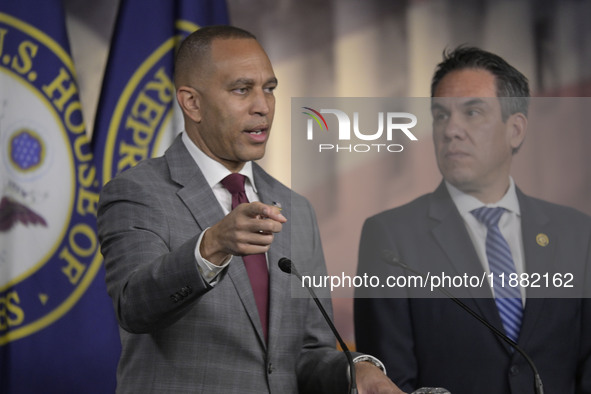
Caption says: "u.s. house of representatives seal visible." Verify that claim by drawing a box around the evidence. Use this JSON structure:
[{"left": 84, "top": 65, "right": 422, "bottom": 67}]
[{"left": 0, "top": 12, "right": 102, "bottom": 344}]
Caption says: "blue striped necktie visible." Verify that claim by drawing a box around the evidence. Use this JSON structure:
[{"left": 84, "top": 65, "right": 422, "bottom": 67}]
[{"left": 471, "top": 207, "right": 523, "bottom": 343}]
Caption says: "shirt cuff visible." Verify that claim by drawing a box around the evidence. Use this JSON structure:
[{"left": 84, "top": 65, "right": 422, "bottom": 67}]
[
  {"left": 195, "top": 228, "right": 231, "bottom": 284},
  {"left": 353, "top": 355, "right": 386, "bottom": 374},
  {"left": 347, "top": 354, "right": 387, "bottom": 383}
]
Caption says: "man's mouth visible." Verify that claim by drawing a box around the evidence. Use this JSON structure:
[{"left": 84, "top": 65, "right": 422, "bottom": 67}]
[
  {"left": 245, "top": 125, "right": 268, "bottom": 134},
  {"left": 446, "top": 150, "right": 466, "bottom": 156},
  {"left": 244, "top": 126, "right": 269, "bottom": 141},
  {"left": 443, "top": 144, "right": 468, "bottom": 158}
]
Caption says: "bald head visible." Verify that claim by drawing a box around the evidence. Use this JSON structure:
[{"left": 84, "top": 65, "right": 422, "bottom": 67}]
[{"left": 174, "top": 25, "right": 257, "bottom": 88}]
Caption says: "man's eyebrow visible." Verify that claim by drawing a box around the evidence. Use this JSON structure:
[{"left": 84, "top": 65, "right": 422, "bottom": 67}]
[
  {"left": 430, "top": 101, "right": 447, "bottom": 112},
  {"left": 228, "top": 77, "right": 278, "bottom": 87},
  {"left": 229, "top": 78, "right": 255, "bottom": 87},
  {"left": 431, "top": 97, "right": 489, "bottom": 111},
  {"left": 462, "top": 98, "right": 487, "bottom": 107}
]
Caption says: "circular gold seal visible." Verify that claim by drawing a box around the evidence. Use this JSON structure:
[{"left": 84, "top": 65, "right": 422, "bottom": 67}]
[
  {"left": 536, "top": 233, "right": 549, "bottom": 247},
  {"left": 0, "top": 12, "right": 102, "bottom": 345}
]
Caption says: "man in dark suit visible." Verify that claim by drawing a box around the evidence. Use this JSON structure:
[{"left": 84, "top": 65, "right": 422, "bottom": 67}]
[
  {"left": 354, "top": 47, "right": 591, "bottom": 393},
  {"left": 98, "top": 25, "right": 403, "bottom": 393}
]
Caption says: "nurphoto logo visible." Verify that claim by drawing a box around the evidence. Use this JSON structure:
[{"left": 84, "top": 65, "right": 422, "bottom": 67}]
[{"left": 301, "top": 106, "right": 418, "bottom": 153}]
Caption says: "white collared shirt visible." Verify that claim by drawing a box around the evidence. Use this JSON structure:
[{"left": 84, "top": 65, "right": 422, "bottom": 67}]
[
  {"left": 182, "top": 132, "right": 260, "bottom": 283},
  {"left": 446, "top": 178, "right": 526, "bottom": 303}
]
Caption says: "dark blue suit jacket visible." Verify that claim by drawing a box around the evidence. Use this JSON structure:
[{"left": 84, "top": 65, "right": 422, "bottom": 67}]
[{"left": 354, "top": 182, "right": 591, "bottom": 393}]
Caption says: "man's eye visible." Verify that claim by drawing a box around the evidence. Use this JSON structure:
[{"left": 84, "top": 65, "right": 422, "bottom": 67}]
[
  {"left": 233, "top": 87, "right": 248, "bottom": 94},
  {"left": 433, "top": 112, "right": 448, "bottom": 121},
  {"left": 264, "top": 85, "right": 277, "bottom": 93}
]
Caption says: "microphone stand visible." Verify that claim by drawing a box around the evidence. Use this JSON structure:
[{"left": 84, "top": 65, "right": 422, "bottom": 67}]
[
  {"left": 278, "top": 258, "right": 358, "bottom": 394},
  {"left": 381, "top": 250, "right": 544, "bottom": 394}
]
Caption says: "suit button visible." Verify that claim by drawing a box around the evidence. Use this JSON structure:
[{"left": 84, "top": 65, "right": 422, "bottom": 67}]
[
  {"left": 173, "top": 290, "right": 185, "bottom": 300},
  {"left": 267, "top": 362, "right": 274, "bottom": 374},
  {"left": 510, "top": 365, "right": 519, "bottom": 375}
]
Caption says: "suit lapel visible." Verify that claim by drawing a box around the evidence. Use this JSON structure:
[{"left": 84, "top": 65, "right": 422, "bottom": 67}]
[
  {"left": 515, "top": 188, "right": 554, "bottom": 349},
  {"left": 166, "top": 136, "right": 226, "bottom": 231},
  {"left": 429, "top": 183, "right": 495, "bottom": 299},
  {"left": 165, "top": 137, "right": 278, "bottom": 350},
  {"left": 428, "top": 182, "right": 507, "bottom": 347},
  {"left": 227, "top": 256, "right": 267, "bottom": 347},
  {"left": 251, "top": 163, "right": 292, "bottom": 353}
]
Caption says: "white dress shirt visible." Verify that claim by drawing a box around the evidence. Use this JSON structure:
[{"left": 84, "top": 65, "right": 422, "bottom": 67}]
[{"left": 446, "top": 177, "right": 526, "bottom": 304}]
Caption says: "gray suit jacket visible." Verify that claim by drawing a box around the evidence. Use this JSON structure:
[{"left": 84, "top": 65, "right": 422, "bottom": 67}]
[
  {"left": 98, "top": 135, "right": 349, "bottom": 393},
  {"left": 355, "top": 182, "right": 591, "bottom": 393}
]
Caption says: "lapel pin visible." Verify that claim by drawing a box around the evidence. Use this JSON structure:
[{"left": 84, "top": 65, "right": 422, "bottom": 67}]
[{"left": 536, "top": 233, "right": 549, "bottom": 247}]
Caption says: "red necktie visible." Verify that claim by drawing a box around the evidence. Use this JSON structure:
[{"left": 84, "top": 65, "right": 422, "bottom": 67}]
[{"left": 220, "top": 173, "right": 269, "bottom": 340}]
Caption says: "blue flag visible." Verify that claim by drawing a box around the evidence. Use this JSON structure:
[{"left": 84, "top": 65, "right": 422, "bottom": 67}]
[
  {"left": 92, "top": 0, "right": 229, "bottom": 185},
  {"left": 0, "top": 2, "right": 120, "bottom": 393}
]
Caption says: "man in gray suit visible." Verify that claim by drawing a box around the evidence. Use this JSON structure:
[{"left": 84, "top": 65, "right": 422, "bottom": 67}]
[
  {"left": 354, "top": 47, "right": 591, "bottom": 393},
  {"left": 98, "top": 25, "right": 403, "bottom": 393}
]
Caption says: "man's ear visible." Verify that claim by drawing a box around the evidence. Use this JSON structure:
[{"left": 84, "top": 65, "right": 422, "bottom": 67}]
[
  {"left": 176, "top": 86, "right": 201, "bottom": 123},
  {"left": 508, "top": 112, "right": 528, "bottom": 152}
]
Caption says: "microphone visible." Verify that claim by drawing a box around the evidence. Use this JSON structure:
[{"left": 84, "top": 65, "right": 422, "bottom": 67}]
[
  {"left": 381, "top": 250, "right": 544, "bottom": 394},
  {"left": 278, "top": 258, "right": 358, "bottom": 394}
]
